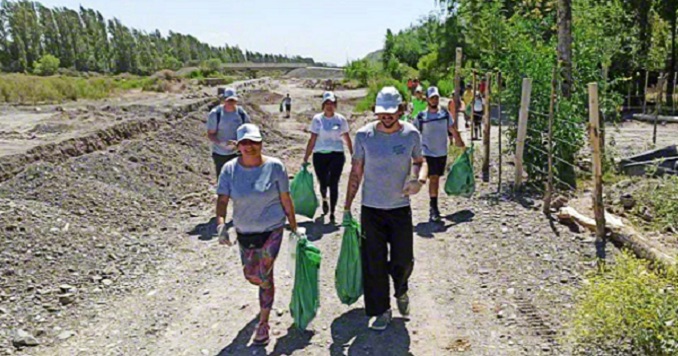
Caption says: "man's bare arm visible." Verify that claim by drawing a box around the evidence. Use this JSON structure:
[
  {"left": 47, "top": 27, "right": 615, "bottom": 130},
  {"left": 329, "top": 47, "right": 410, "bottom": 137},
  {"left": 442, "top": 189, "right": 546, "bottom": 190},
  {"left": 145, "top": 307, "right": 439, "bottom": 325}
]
[
  {"left": 412, "top": 157, "right": 428, "bottom": 182},
  {"left": 343, "top": 160, "right": 364, "bottom": 211}
]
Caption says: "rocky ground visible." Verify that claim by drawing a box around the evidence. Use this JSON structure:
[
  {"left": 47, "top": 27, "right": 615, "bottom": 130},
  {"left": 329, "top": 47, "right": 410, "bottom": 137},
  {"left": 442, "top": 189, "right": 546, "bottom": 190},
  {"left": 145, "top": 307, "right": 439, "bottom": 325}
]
[{"left": 1, "top": 79, "right": 621, "bottom": 355}]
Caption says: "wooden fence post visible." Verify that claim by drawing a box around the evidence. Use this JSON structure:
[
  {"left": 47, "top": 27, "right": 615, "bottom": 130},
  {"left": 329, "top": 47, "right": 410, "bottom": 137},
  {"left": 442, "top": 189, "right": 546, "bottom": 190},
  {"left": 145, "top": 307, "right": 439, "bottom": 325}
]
[
  {"left": 643, "top": 70, "right": 649, "bottom": 114},
  {"left": 588, "top": 83, "right": 606, "bottom": 260},
  {"left": 453, "top": 48, "right": 463, "bottom": 130},
  {"left": 497, "top": 72, "right": 503, "bottom": 193},
  {"left": 482, "top": 73, "right": 492, "bottom": 182},
  {"left": 514, "top": 78, "right": 532, "bottom": 191},
  {"left": 654, "top": 73, "right": 665, "bottom": 145},
  {"left": 673, "top": 72, "right": 677, "bottom": 113},
  {"left": 544, "top": 67, "right": 558, "bottom": 214},
  {"left": 471, "top": 70, "right": 477, "bottom": 141}
]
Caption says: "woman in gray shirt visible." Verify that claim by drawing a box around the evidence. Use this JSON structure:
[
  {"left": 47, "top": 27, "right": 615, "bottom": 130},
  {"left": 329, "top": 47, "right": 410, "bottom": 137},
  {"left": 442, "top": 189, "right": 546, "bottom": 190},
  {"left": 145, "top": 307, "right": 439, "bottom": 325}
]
[{"left": 215, "top": 123, "right": 299, "bottom": 346}]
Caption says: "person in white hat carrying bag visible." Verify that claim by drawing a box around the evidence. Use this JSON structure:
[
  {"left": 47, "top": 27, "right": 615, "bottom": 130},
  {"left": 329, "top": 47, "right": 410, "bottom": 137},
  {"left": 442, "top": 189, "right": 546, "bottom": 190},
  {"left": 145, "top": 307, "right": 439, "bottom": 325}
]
[
  {"left": 215, "top": 123, "right": 299, "bottom": 345},
  {"left": 343, "top": 86, "right": 428, "bottom": 331}
]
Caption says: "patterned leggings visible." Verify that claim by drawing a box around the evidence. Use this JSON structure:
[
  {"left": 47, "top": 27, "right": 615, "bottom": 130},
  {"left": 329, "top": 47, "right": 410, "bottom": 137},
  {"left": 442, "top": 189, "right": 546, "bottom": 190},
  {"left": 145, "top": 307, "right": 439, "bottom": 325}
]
[{"left": 239, "top": 228, "right": 284, "bottom": 310}]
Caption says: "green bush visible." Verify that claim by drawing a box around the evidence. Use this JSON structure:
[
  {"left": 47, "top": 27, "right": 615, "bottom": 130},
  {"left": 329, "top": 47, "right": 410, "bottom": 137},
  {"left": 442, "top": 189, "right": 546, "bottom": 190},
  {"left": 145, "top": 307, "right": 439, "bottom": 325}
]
[
  {"left": 630, "top": 175, "right": 678, "bottom": 232},
  {"left": 569, "top": 252, "right": 678, "bottom": 355},
  {"left": 0, "top": 74, "right": 152, "bottom": 104},
  {"left": 33, "top": 54, "right": 61, "bottom": 76},
  {"left": 162, "top": 55, "right": 183, "bottom": 71},
  {"left": 437, "top": 78, "right": 456, "bottom": 97},
  {"left": 201, "top": 58, "right": 223, "bottom": 76},
  {"left": 344, "top": 59, "right": 381, "bottom": 87}
]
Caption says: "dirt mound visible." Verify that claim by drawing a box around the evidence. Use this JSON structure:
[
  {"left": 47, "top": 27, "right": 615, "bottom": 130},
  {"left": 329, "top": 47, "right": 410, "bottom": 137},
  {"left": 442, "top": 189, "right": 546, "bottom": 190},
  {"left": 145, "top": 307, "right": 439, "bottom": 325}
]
[
  {"left": 285, "top": 67, "right": 345, "bottom": 80},
  {"left": 0, "top": 83, "right": 306, "bottom": 352}
]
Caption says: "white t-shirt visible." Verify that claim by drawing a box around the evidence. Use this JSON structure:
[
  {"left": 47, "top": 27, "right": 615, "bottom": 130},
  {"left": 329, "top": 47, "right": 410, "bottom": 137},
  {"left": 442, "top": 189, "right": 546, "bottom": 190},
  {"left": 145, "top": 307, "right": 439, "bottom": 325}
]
[{"left": 309, "top": 113, "right": 350, "bottom": 153}]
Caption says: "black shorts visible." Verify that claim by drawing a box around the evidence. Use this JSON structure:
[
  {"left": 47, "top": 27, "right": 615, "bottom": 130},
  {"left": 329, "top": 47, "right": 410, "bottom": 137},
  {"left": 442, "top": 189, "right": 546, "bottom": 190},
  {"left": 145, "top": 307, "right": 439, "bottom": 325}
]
[
  {"left": 425, "top": 156, "right": 447, "bottom": 176},
  {"left": 285, "top": 104, "right": 291, "bottom": 111}
]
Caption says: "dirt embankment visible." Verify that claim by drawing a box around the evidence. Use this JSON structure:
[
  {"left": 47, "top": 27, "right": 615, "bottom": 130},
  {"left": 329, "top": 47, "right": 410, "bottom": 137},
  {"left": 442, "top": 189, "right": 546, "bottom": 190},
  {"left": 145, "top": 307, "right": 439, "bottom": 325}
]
[{"left": 0, "top": 85, "right": 293, "bottom": 353}]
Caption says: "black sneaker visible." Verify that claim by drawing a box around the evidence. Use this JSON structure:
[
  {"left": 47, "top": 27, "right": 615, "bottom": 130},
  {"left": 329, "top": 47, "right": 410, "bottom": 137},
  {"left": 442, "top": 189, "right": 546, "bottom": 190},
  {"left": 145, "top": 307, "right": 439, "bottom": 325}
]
[
  {"left": 429, "top": 207, "right": 442, "bottom": 223},
  {"left": 322, "top": 200, "right": 329, "bottom": 216},
  {"left": 329, "top": 214, "right": 336, "bottom": 225},
  {"left": 397, "top": 293, "right": 410, "bottom": 316}
]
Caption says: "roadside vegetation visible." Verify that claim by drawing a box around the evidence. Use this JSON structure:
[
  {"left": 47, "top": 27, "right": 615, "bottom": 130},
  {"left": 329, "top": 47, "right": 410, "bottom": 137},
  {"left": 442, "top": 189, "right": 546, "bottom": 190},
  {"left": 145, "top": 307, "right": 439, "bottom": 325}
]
[{"left": 569, "top": 252, "right": 678, "bottom": 355}]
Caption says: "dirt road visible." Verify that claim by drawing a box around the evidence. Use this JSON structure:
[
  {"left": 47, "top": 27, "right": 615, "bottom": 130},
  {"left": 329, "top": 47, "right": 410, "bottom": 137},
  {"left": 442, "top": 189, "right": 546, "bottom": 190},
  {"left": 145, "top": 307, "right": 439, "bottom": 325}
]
[{"left": 2, "top": 80, "right": 601, "bottom": 355}]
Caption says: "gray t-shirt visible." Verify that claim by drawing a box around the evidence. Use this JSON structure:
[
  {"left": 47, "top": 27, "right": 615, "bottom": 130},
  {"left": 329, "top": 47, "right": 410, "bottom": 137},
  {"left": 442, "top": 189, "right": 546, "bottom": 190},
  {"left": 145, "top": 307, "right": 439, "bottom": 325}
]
[
  {"left": 216, "top": 157, "right": 290, "bottom": 234},
  {"left": 309, "top": 113, "right": 350, "bottom": 153},
  {"left": 412, "top": 108, "right": 454, "bottom": 157},
  {"left": 353, "top": 121, "right": 423, "bottom": 209},
  {"left": 206, "top": 106, "right": 251, "bottom": 156}
]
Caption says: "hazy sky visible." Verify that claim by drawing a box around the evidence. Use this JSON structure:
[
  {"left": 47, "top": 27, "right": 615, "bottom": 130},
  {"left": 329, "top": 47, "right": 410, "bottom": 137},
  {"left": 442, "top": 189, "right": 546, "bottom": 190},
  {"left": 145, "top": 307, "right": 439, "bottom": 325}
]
[{"left": 37, "top": 0, "right": 443, "bottom": 65}]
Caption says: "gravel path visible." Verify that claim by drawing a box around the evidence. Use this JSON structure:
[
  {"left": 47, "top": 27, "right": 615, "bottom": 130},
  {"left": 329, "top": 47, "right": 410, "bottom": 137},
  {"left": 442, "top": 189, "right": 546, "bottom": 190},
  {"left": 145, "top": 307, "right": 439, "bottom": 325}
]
[{"left": 2, "top": 81, "right": 604, "bottom": 355}]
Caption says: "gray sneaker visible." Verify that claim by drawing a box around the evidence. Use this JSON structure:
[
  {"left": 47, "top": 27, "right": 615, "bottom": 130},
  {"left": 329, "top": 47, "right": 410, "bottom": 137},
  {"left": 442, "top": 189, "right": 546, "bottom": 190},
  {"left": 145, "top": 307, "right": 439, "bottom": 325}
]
[
  {"left": 369, "top": 309, "right": 392, "bottom": 331},
  {"left": 397, "top": 293, "right": 410, "bottom": 316}
]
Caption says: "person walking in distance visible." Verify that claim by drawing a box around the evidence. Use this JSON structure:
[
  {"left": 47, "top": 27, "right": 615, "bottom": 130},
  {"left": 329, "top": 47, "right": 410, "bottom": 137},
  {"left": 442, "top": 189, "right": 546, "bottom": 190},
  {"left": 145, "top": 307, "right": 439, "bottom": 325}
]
[
  {"left": 215, "top": 123, "right": 299, "bottom": 346},
  {"left": 414, "top": 87, "right": 466, "bottom": 223},
  {"left": 281, "top": 93, "right": 292, "bottom": 118},
  {"left": 206, "top": 87, "right": 251, "bottom": 179},
  {"left": 344, "top": 86, "right": 428, "bottom": 331},
  {"left": 303, "top": 92, "right": 352, "bottom": 224}
]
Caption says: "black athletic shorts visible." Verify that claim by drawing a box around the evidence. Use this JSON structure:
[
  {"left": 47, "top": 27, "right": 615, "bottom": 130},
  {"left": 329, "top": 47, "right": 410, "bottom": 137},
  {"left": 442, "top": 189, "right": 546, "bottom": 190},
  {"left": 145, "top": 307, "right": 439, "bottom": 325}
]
[{"left": 425, "top": 156, "right": 447, "bottom": 176}]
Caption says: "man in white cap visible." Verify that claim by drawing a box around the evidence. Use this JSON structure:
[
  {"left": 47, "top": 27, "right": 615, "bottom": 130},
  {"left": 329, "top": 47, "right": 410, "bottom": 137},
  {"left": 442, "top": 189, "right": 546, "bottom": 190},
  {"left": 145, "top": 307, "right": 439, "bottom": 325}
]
[
  {"left": 344, "top": 86, "right": 427, "bottom": 331},
  {"left": 206, "top": 87, "right": 251, "bottom": 179},
  {"left": 413, "top": 86, "right": 465, "bottom": 222}
]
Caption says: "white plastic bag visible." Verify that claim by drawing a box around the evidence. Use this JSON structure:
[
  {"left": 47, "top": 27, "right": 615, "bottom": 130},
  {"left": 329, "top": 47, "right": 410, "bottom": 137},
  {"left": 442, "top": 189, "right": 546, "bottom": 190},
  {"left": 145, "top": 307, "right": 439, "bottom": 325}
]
[{"left": 286, "top": 227, "right": 306, "bottom": 278}]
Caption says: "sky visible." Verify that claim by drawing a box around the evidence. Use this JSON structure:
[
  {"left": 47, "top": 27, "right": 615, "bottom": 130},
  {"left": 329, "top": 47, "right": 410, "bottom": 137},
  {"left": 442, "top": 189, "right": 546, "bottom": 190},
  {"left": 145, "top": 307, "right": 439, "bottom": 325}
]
[{"left": 37, "top": 0, "right": 443, "bottom": 65}]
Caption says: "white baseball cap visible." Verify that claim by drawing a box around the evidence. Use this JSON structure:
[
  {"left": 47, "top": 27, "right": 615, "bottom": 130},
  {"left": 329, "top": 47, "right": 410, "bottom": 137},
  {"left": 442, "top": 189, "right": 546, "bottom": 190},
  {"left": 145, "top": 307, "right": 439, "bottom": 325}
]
[
  {"left": 375, "top": 86, "right": 402, "bottom": 114},
  {"left": 426, "top": 86, "right": 440, "bottom": 98},
  {"left": 414, "top": 85, "right": 423, "bottom": 93},
  {"left": 221, "top": 87, "right": 239, "bottom": 101},
  {"left": 236, "top": 123, "right": 262, "bottom": 144},
  {"left": 322, "top": 91, "right": 337, "bottom": 103}
]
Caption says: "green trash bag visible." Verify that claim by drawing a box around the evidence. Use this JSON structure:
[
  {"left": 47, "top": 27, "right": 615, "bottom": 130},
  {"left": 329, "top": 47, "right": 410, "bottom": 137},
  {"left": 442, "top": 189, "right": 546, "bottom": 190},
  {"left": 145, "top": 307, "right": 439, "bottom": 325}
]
[
  {"left": 335, "top": 213, "right": 363, "bottom": 305},
  {"left": 289, "top": 237, "right": 322, "bottom": 330},
  {"left": 445, "top": 146, "right": 475, "bottom": 197},
  {"left": 290, "top": 163, "right": 318, "bottom": 219}
]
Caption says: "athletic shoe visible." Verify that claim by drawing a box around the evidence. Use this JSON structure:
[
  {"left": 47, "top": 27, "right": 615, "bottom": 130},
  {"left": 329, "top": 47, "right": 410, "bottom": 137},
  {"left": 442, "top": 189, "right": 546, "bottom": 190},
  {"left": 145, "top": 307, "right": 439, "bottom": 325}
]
[
  {"left": 397, "top": 293, "right": 410, "bottom": 316},
  {"left": 429, "top": 207, "right": 442, "bottom": 223},
  {"left": 369, "top": 309, "right": 392, "bottom": 331},
  {"left": 322, "top": 200, "right": 329, "bottom": 216},
  {"left": 252, "top": 322, "right": 270, "bottom": 346},
  {"left": 329, "top": 214, "right": 336, "bottom": 225}
]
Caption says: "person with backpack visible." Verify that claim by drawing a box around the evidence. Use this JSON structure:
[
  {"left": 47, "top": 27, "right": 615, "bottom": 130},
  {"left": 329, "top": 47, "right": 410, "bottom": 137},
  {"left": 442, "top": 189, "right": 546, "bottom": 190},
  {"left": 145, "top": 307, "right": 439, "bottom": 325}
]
[
  {"left": 215, "top": 123, "right": 299, "bottom": 346},
  {"left": 206, "top": 87, "right": 251, "bottom": 179},
  {"left": 343, "top": 86, "right": 427, "bottom": 331},
  {"left": 413, "top": 86, "right": 465, "bottom": 223},
  {"left": 303, "top": 92, "right": 352, "bottom": 224}
]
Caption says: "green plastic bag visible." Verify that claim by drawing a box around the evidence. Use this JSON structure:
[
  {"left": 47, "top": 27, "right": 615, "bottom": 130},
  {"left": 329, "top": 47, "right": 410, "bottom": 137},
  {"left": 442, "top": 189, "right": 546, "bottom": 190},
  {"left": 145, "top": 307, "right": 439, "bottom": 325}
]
[
  {"left": 290, "top": 163, "right": 318, "bottom": 219},
  {"left": 335, "top": 213, "right": 363, "bottom": 305},
  {"left": 289, "top": 237, "right": 322, "bottom": 330},
  {"left": 445, "top": 146, "right": 475, "bottom": 197}
]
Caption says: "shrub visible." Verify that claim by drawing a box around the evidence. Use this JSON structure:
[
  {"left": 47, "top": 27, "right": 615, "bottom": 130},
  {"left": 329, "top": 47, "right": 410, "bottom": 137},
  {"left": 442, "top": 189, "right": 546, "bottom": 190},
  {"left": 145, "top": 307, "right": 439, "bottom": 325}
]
[
  {"left": 569, "top": 252, "right": 678, "bottom": 355},
  {"left": 630, "top": 175, "right": 678, "bottom": 232},
  {"left": 33, "top": 54, "right": 61, "bottom": 76},
  {"left": 162, "top": 55, "right": 183, "bottom": 71},
  {"left": 201, "top": 58, "right": 223, "bottom": 76}
]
